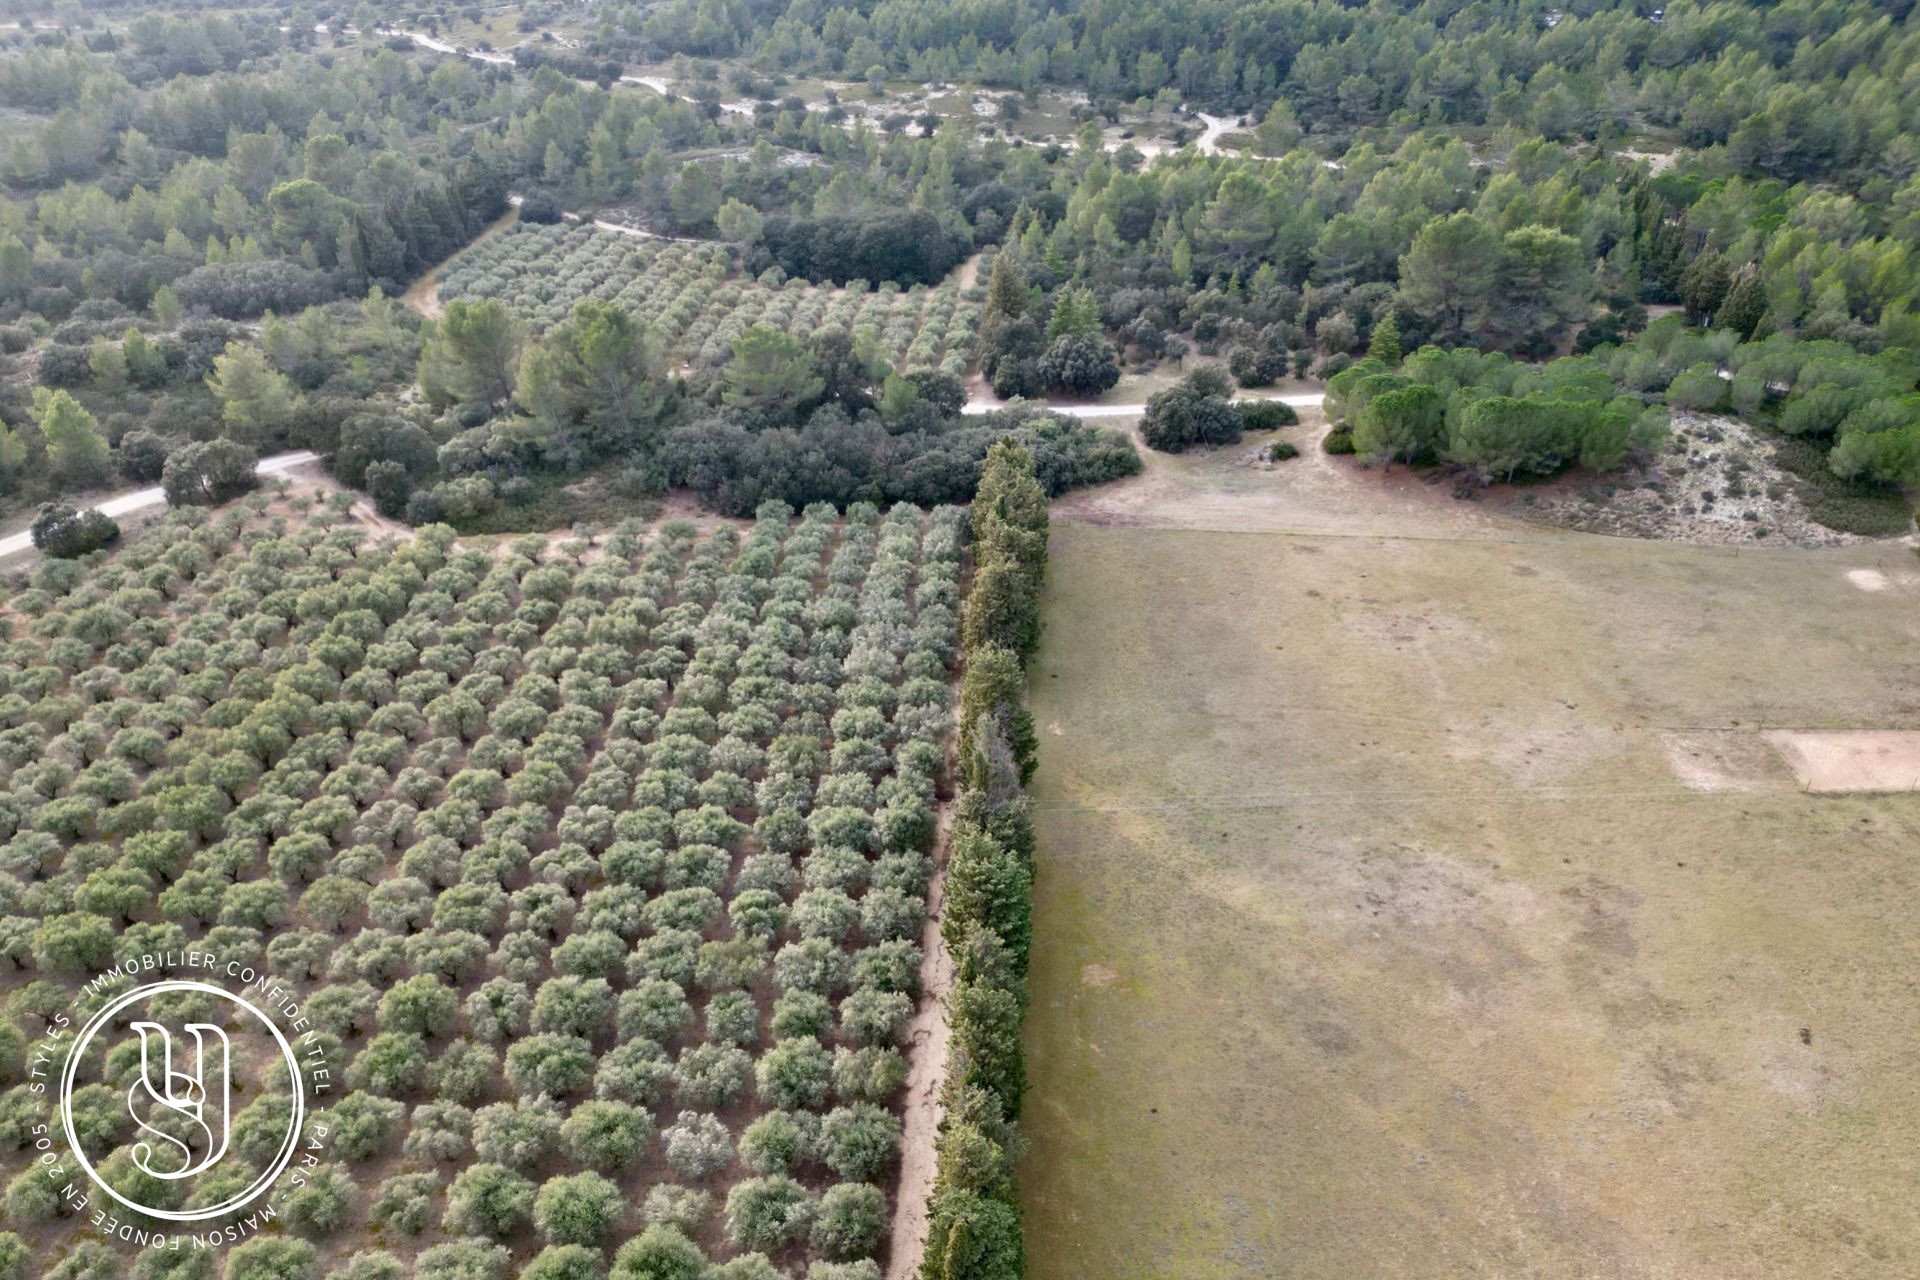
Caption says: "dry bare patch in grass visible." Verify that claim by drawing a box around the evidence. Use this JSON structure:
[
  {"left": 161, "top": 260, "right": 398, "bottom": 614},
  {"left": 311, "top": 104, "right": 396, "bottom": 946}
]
[{"left": 1766, "top": 730, "right": 1920, "bottom": 793}]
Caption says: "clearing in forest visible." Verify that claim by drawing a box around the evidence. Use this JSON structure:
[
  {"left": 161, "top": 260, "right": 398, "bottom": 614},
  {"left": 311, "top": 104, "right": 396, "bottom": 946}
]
[{"left": 1019, "top": 424, "right": 1920, "bottom": 1278}]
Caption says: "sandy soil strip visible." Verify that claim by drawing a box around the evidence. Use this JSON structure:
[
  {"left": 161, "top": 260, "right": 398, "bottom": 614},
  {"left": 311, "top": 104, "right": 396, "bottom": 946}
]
[
  {"left": 1765, "top": 729, "right": 1920, "bottom": 792},
  {"left": 885, "top": 818, "right": 956, "bottom": 1279},
  {"left": 885, "top": 748, "right": 961, "bottom": 1278}
]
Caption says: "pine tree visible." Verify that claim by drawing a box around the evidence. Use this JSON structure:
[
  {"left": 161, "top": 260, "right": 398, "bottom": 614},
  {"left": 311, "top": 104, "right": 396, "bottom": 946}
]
[
  {"left": 207, "top": 342, "right": 299, "bottom": 446},
  {"left": 1367, "top": 310, "right": 1403, "bottom": 365},
  {"left": 418, "top": 299, "right": 522, "bottom": 407},
  {"left": 1044, "top": 285, "right": 1099, "bottom": 339},
  {"left": 0, "top": 421, "right": 27, "bottom": 493},
  {"left": 33, "top": 389, "right": 108, "bottom": 486},
  {"left": 984, "top": 255, "right": 1026, "bottom": 320},
  {"left": 1171, "top": 234, "right": 1194, "bottom": 282},
  {"left": 1680, "top": 251, "right": 1732, "bottom": 325},
  {"left": 87, "top": 337, "right": 127, "bottom": 394},
  {"left": 721, "top": 324, "right": 824, "bottom": 417},
  {"left": 1714, "top": 271, "right": 1767, "bottom": 339},
  {"left": 151, "top": 285, "right": 182, "bottom": 328}
]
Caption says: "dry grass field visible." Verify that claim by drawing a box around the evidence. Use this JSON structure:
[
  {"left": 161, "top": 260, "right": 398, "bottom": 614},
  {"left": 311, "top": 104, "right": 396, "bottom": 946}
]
[{"left": 1018, "top": 421, "right": 1920, "bottom": 1279}]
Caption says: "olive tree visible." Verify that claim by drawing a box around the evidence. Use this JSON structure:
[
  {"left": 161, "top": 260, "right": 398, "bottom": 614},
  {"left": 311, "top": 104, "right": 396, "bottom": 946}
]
[
  {"left": 443, "top": 1164, "right": 535, "bottom": 1238},
  {"left": 533, "top": 1171, "right": 624, "bottom": 1246}
]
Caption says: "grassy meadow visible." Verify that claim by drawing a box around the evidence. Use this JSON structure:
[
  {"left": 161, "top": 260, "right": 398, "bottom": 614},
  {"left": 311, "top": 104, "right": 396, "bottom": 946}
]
[{"left": 1020, "top": 519, "right": 1920, "bottom": 1278}]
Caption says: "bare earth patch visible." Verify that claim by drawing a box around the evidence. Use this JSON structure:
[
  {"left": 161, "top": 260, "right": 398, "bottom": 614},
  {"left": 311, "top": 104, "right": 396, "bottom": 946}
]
[
  {"left": 1845, "top": 566, "right": 1920, "bottom": 594},
  {"left": 1524, "top": 413, "right": 1858, "bottom": 547},
  {"left": 1847, "top": 568, "right": 1892, "bottom": 591},
  {"left": 1660, "top": 730, "right": 1792, "bottom": 792},
  {"left": 1049, "top": 413, "right": 1522, "bottom": 542},
  {"left": 1765, "top": 730, "right": 1920, "bottom": 792}
]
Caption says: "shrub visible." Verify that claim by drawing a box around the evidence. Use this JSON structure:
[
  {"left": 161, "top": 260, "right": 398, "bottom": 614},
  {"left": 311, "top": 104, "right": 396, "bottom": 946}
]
[
  {"left": 833, "top": 1045, "right": 909, "bottom": 1103},
  {"left": 0, "top": 1234, "right": 26, "bottom": 1280},
  {"left": 380, "top": 974, "right": 459, "bottom": 1037},
  {"left": 817, "top": 1103, "right": 902, "bottom": 1181},
  {"left": 414, "top": 1241, "right": 511, "bottom": 1280},
  {"left": 172, "top": 260, "right": 337, "bottom": 319},
  {"left": 518, "top": 190, "right": 564, "bottom": 224},
  {"left": 4, "top": 1168, "right": 59, "bottom": 1223},
  {"left": 739, "top": 1110, "right": 815, "bottom": 1174},
  {"left": 922, "top": 1192, "right": 1023, "bottom": 1280},
  {"left": 1228, "top": 342, "right": 1290, "bottom": 387},
  {"left": 1035, "top": 333, "right": 1121, "bottom": 395},
  {"left": 506, "top": 1034, "right": 595, "bottom": 1096},
  {"left": 1667, "top": 362, "right": 1731, "bottom": 412},
  {"left": 347, "top": 1032, "right": 428, "bottom": 1096},
  {"left": 805, "top": 1266, "right": 882, "bottom": 1280},
  {"left": 1238, "top": 400, "right": 1299, "bottom": 431},
  {"left": 282, "top": 1167, "right": 355, "bottom": 1235},
  {"left": 1140, "top": 369, "right": 1241, "bottom": 452},
  {"left": 117, "top": 429, "right": 172, "bottom": 481},
  {"left": 473, "top": 1100, "right": 562, "bottom": 1169},
  {"left": 755, "top": 1037, "right": 832, "bottom": 1110},
  {"left": 162, "top": 440, "right": 257, "bottom": 506},
  {"left": 672, "top": 1043, "right": 752, "bottom": 1107},
  {"left": 29, "top": 505, "right": 118, "bottom": 559},
  {"left": 640, "top": 1185, "right": 714, "bottom": 1235}
]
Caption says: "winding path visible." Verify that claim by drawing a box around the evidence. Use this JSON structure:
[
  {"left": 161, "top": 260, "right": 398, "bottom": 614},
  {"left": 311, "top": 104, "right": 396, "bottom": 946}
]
[
  {"left": 1193, "top": 112, "right": 1235, "bottom": 155},
  {"left": 377, "top": 27, "right": 514, "bottom": 64},
  {"left": 0, "top": 451, "right": 320, "bottom": 560}
]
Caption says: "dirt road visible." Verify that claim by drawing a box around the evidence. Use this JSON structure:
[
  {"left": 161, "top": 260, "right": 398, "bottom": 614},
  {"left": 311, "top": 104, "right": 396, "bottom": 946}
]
[{"left": 0, "top": 451, "right": 320, "bottom": 560}]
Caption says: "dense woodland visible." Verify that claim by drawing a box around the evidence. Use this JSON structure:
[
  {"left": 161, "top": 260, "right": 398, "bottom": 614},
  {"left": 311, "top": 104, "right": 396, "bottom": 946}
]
[{"left": 0, "top": 0, "right": 1908, "bottom": 535}]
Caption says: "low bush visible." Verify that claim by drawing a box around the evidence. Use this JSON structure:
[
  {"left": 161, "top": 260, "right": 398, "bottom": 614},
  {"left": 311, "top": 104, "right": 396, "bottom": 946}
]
[{"left": 1238, "top": 400, "right": 1299, "bottom": 431}]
